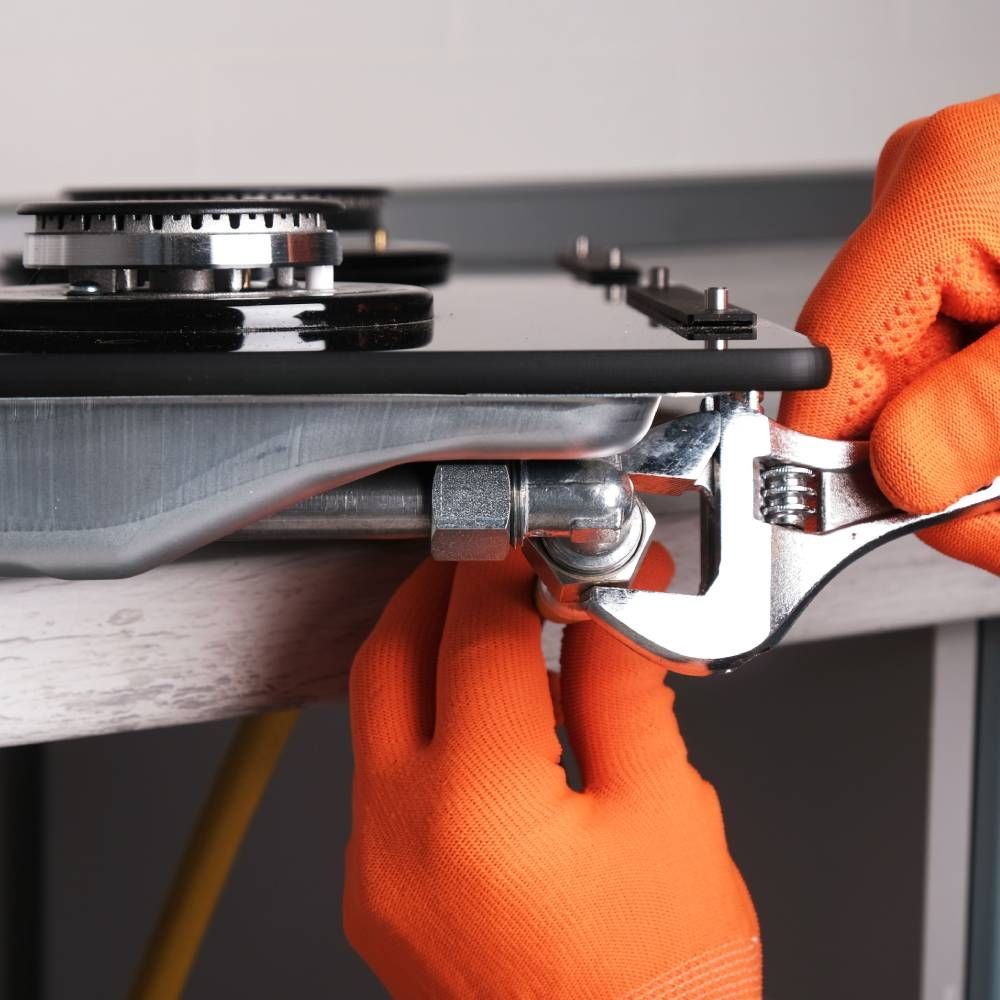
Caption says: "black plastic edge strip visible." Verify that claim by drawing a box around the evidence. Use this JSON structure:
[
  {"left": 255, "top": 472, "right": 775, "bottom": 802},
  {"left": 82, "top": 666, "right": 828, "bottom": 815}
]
[{"left": 0, "top": 347, "right": 830, "bottom": 396}]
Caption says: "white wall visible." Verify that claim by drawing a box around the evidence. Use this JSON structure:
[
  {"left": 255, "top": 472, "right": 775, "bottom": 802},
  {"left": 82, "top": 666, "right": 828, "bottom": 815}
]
[{"left": 0, "top": 0, "right": 996, "bottom": 196}]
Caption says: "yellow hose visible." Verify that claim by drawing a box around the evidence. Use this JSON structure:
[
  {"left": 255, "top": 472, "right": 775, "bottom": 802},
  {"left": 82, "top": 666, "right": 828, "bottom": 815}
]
[{"left": 130, "top": 709, "right": 300, "bottom": 999}]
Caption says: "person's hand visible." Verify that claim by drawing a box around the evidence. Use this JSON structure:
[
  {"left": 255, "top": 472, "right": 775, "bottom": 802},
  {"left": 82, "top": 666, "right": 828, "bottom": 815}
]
[
  {"left": 344, "top": 547, "right": 760, "bottom": 999},
  {"left": 779, "top": 94, "right": 1000, "bottom": 573}
]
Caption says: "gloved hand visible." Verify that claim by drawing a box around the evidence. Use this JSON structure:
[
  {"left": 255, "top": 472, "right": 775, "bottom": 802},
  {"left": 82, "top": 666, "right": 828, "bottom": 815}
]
[
  {"left": 779, "top": 94, "right": 1000, "bottom": 573},
  {"left": 345, "top": 547, "right": 760, "bottom": 999}
]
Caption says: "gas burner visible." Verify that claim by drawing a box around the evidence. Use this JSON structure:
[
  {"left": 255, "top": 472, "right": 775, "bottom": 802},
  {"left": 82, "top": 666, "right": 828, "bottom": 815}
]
[
  {"left": 20, "top": 199, "right": 342, "bottom": 294},
  {"left": 63, "top": 186, "right": 453, "bottom": 286},
  {"left": 67, "top": 187, "right": 386, "bottom": 234},
  {"left": 0, "top": 198, "right": 433, "bottom": 352}
]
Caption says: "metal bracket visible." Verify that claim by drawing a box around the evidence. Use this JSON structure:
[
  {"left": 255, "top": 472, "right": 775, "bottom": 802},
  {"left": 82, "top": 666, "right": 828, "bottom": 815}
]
[
  {"left": 626, "top": 283, "right": 756, "bottom": 342},
  {"left": 0, "top": 394, "right": 659, "bottom": 578},
  {"left": 557, "top": 237, "right": 640, "bottom": 285}
]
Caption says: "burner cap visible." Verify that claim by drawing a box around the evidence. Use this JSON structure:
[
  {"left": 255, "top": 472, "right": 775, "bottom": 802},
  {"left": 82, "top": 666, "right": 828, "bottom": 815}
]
[
  {"left": 65, "top": 186, "right": 386, "bottom": 232},
  {"left": 18, "top": 199, "right": 342, "bottom": 294}
]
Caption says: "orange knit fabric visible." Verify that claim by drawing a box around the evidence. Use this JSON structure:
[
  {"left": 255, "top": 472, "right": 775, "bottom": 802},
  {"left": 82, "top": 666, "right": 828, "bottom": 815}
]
[
  {"left": 345, "top": 548, "right": 760, "bottom": 999},
  {"left": 779, "top": 94, "right": 1000, "bottom": 573}
]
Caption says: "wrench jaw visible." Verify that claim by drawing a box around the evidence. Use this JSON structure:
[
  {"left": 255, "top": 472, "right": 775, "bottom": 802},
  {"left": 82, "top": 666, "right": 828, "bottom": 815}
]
[
  {"left": 620, "top": 409, "right": 721, "bottom": 496},
  {"left": 585, "top": 396, "right": 777, "bottom": 671},
  {"left": 584, "top": 584, "right": 774, "bottom": 673}
]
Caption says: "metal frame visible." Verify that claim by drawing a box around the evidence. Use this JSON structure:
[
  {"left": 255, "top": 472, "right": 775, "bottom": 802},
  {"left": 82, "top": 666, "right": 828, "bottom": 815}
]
[
  {"left": 0, "top": 394, "right": 657, "bottom": 579},
  {"left": 922, "top": 623, "right": 978, "bottom": 1000},
  {"left": 966, "top": 619, "right": 1000, "bottom": 998}
]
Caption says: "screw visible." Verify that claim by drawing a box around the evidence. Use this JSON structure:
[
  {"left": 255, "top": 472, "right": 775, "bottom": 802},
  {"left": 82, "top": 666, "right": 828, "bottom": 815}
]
[
  {"left": 273, "top": 266, "right": 295, "bottom": 289},
  {"left": 575, "top": 235, "right": 590, "bottom": 259},
  {"left": 649, "top": 266, "right": 669, "bottom": 289},
  {"left": 305, "top": 265, "right": 334, "bottom": 291},
  {"left": 704, "top": 287, "right": 730, "bottom": 350},
  {"left": 215, "top": 268, "right": 245, "bottom": 293},
  {"left": 608, "top": 247, "right": 622, "bottom": 269},
  {"left": 704, "top": 286, "right": 729, "bottom": 312}
]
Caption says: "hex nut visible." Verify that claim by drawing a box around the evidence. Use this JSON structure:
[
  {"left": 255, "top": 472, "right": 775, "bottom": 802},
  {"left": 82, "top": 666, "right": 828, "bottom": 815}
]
[
  {"left": 524, "top": 500, "right": 655, "bottom": 605},
  {"left": 430, "top": 463, "right": 513, "bottom": 561}
]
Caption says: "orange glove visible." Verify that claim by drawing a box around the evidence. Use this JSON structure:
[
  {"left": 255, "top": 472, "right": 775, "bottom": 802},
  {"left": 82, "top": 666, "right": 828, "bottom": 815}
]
[
  {"left": 779, "top": 94, "right": 1000, "bottom": 573},
  {"left": 345, "top": 547, "right": 760, "bottom": 999}
]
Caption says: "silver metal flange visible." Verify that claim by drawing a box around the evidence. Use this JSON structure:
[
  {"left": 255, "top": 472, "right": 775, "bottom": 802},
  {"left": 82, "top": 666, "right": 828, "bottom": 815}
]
[{"left": 19, "top": 199, "right": 342, "bottom": 293}]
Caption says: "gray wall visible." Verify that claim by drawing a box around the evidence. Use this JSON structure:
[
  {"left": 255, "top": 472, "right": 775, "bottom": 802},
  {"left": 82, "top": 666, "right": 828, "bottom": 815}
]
[{"left": 0, "top": 1, "right": 996, "bottom": 196}]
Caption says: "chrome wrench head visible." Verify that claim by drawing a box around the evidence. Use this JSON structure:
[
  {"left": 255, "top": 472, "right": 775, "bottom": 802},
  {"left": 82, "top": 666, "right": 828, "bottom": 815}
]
[{"left": 570, "top": 393, "right": 1000, "bottom": 670}]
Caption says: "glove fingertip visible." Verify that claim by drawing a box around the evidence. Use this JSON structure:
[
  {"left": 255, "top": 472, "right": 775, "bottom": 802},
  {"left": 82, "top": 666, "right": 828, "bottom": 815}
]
[
  {"left": 870, "top": 349, "right": 998, "bottom": 513},
  {"left": 869, "top": 403, "right": 932, "bottom": 511},
  {"left": 918, "top": 513, "right": 1000, "bottom": 576}
]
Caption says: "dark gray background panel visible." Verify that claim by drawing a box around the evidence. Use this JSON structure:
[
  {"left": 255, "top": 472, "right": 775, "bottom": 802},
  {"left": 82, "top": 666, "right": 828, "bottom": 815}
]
[
  {"left": 387, "top": 172, "right": 874, "bottom": 266},
  {"left": 965, "top": 619, "right": 1000, "bottom": 1000}
]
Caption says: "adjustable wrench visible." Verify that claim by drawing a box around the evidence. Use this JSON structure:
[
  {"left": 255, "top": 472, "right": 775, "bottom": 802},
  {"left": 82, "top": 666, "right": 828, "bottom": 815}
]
[{"left": 550, "top": 393, "right": 1000, "bottom": 670}]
